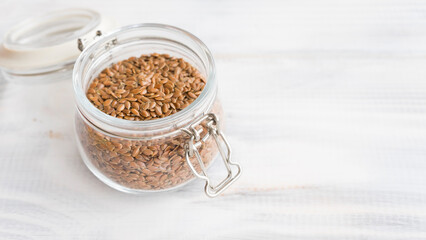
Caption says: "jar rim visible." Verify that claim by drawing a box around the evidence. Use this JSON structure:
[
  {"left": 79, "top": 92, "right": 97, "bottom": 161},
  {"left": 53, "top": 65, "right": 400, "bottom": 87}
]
[{"left": 73, "top": 23, "right": 216, "bottom": 134}]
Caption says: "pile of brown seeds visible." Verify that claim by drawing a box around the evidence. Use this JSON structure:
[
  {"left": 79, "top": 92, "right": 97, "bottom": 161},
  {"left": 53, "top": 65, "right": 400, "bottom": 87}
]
[
  {"left": 77, "top": 115, "right": 219, "bottom": 190},
  {"left": 86, "top": 53, "right": 206, "bottom": 121},
  {"left": 80, "top": 53, "right": 220, "bottom": 191}
]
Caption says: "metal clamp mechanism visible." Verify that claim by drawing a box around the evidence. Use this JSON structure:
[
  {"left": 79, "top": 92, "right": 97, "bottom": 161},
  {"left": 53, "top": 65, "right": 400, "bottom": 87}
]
[
  {"left": 78, "top": 30, "right": 117, "bottom": 52},
  {"left": 78, "top": 30, "right": 102, "bottom": 52},
  {"left": 182, "top": 113, "right": 242, "bottom": 197}
]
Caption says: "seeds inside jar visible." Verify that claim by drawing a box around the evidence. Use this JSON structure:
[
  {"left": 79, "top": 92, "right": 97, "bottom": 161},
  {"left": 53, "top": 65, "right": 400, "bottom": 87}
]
[
  {"left": 86, "top": 54, "right": 206, "bottom": 120},
  {"left": 78, "top": 53, "right": 220, "bottom": 191}
]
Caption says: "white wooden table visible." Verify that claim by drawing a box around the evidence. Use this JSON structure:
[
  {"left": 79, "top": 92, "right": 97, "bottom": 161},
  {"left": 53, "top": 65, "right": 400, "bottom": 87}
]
[{"left": 1, "top": 0, "right": 426, "bottom": 239}]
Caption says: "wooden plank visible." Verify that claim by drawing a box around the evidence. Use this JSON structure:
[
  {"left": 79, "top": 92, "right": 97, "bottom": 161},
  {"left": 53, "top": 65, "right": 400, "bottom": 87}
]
[{"left": 1, "top": 0, "right": 426, "bottom": 239}]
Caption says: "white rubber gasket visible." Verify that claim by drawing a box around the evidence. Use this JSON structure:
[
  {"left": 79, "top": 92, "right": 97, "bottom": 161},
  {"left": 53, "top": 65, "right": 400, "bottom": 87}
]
[{"left": 0, "top": 8, "right": 114, "bottom": 73}]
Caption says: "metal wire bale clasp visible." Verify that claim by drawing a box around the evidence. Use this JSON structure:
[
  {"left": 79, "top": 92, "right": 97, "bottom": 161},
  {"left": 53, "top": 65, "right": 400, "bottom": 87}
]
[
  {"left": 182, "top": 113, "right": 242, "bottom": 197},
  {"left": 77, "top": 30, "right": 102, "bottom": 51},
  {"left": 77, "top": 30, "right": 117, "bottom": 52}
]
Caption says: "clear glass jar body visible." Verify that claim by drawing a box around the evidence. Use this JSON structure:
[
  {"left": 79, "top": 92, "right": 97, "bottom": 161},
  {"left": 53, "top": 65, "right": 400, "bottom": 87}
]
[{"left": 73, "top": 24, "right": 222, "bottom": 193}]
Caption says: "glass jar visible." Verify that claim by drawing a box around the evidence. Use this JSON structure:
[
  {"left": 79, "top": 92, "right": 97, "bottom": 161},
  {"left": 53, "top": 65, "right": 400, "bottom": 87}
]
[{"left": 73, "top": 23, "right": 241, "bottom": 197}]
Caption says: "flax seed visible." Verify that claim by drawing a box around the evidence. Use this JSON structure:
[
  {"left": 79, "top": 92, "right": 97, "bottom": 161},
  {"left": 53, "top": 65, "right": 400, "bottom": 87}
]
[
  {"left": 103, "top": 99, "right": 113, "bottom": 106},
  {"left": 116, "top": 104, "right": 125, "bottom": 112},
  {"left": 124, "top": 101, "right": 131, "bottom": 109},
  {"left": 143, "top": 149, "right": 153, "bottom": 156},
  {"left": 131, "top": 102, "right": 140, "bottom": 110},
  {"left": 130, "top": 109, "right": 140, "bottom": 116},
  {"left": 188, "top": 92, "right": 197, "bottom": 99}
]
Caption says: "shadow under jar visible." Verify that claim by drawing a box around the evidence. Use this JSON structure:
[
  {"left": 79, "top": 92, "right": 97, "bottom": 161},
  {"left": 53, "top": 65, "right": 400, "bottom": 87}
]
[{"left": 73, "top": 24, "right": 241, "bottom": 197}]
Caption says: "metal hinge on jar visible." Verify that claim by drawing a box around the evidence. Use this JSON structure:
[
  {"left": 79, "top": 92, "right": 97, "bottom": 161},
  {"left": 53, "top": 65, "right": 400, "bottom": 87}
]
[
  {"left": 181, "top": 113, "right": 242, "bottom": 197},
  {"left": 77, "top": 30, "right": 117, "bottom": 52}
]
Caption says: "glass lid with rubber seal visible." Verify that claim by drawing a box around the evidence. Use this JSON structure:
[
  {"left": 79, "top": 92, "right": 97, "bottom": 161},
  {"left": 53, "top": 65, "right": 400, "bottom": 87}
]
[{"left": 0, "top": 8, "right": 114, "bottom": 83}]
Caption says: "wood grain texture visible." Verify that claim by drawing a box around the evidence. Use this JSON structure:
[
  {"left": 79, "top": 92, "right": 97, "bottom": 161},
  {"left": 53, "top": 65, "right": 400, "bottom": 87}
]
[{"left": 1, "top": 0, "right": 426, "bottom": 239}]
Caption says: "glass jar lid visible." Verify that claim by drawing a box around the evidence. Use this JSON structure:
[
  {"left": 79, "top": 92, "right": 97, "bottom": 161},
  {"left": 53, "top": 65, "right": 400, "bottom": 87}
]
[{"left": 0, "top": 8, "right": 115, "bottom": 83}]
